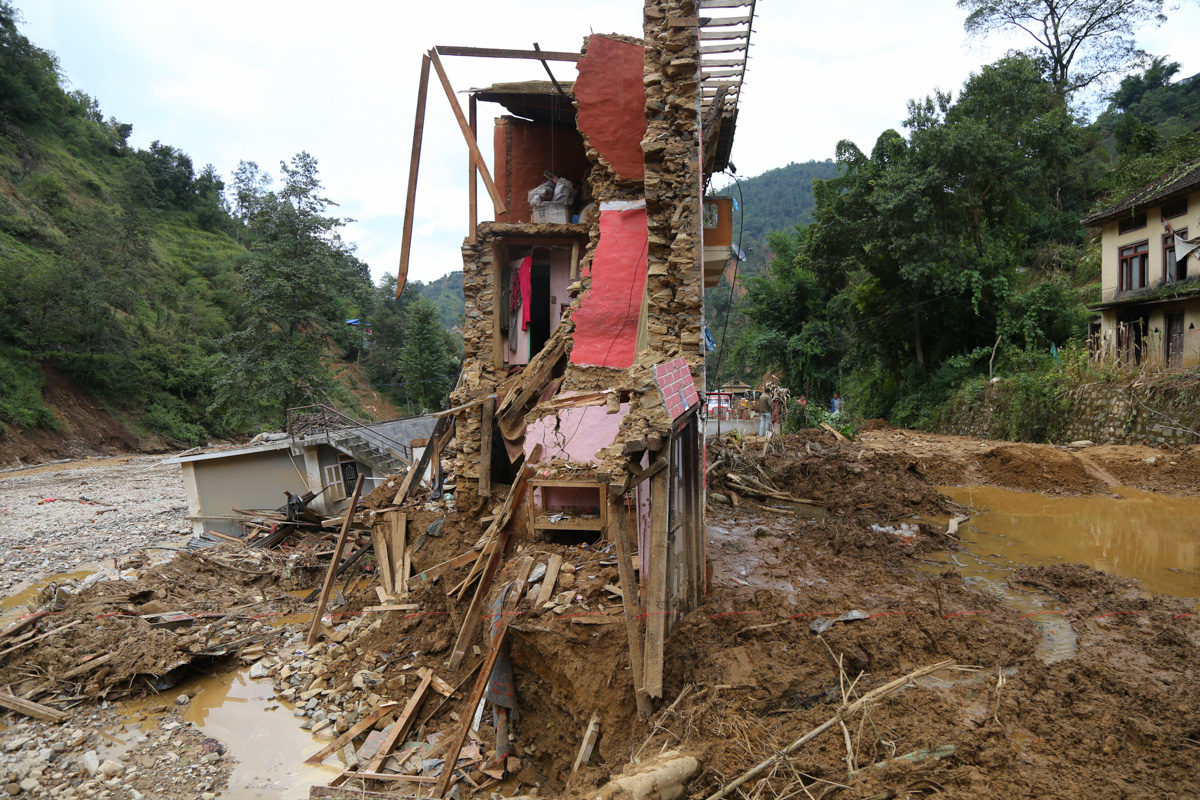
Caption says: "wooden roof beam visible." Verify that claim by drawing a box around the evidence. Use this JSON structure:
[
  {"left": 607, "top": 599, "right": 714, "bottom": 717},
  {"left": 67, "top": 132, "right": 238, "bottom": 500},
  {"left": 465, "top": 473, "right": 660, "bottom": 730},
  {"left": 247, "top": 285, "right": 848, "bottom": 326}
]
[{"left": 434, "top": 45, "right": 580, "bottom": 62}]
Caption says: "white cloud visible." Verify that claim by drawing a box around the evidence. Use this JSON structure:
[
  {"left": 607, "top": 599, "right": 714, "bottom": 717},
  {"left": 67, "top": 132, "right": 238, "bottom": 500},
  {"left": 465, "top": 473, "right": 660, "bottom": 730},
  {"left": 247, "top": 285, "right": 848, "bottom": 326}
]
[{"left": 16, "top": 0, "right": 1200, "bottom": 287}]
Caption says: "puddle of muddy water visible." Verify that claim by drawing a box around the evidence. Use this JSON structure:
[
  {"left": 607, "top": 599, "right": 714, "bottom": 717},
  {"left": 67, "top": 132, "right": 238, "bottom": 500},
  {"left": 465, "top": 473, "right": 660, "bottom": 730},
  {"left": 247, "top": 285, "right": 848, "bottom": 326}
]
[
  {"left": 124, "top": 667, "right": 339, "bottom": 799},
  {"left": 938, "top": 486, "right": 1200, "bottom": 600},
  {"left": 0, "top": 568, "right": 97, "bottom": 624}
]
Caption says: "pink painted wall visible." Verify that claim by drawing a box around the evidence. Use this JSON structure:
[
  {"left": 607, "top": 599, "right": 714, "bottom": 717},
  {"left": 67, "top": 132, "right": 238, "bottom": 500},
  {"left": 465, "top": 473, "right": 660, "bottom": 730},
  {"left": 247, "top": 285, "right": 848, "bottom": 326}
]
[
  {"left": 574, "top": 36, "right": 646, "bottom": 182},
  {"left": 569, "top": 208, "right": 648, "bottom": 369},
  {"left": 524, "top": 401, "right": 629, "bottom": 463}
]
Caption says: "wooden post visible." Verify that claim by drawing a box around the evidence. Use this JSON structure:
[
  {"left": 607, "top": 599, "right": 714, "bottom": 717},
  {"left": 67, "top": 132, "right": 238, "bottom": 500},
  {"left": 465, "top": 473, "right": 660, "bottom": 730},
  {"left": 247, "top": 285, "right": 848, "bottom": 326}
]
[
  {"left": 611, "top": 493, "right": 653, "bottom": 719},
  {"left": 307, "top": 474, "right": 365, "bottom": 646},
  {"left": 643, "top": 450, "right": 670, "bottom": 697},
  {"left": 397, "top": 54, "right": 431, "bottom": 300},
  {"left": 570, "top": 240, "right": 581, "bottom": 281},
  {"left": 428, "top": 48, "right": 506, "bottom": 214},
  {"left": 390, "top": 512, "right": 408, "bottom": 594},
  {"left": 479, "top": 397, "right": 495, "bottom": 498},
  {"left": 469, "top": 93, "right": 478, "bottom": 243},
  {"left": 447, "top": 450, "right": 539, "bottom": 671},
  {"left": 492, "top": 240, "right": 506, "bottom": 371},
  {"left": 373, "top": 523, "right": 395, "bottom": 598}
]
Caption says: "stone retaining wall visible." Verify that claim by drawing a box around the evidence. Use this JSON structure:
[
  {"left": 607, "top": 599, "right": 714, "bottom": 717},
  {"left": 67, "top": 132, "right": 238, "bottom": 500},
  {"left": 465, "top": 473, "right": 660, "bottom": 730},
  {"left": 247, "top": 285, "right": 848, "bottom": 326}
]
[{"left": 937, "top": 379, "right": 1200, "bottom": 447}]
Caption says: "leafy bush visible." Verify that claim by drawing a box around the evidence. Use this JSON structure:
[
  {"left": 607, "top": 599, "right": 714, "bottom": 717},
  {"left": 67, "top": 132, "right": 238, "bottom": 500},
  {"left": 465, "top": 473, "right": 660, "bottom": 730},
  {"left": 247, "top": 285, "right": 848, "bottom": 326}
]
[
  {"left": 0, "top": 349, "right": 57, "bottom": 431},
  {"left": 142, "top": 401, "right": 206, "bottom": 446}
]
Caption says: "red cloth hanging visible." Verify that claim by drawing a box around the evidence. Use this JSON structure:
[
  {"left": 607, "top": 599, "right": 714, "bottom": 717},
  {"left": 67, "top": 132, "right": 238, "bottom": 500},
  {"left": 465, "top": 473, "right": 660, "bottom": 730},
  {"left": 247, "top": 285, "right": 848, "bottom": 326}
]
[{"left": 519, "top": 255, "right": 533, "bottom": 331}]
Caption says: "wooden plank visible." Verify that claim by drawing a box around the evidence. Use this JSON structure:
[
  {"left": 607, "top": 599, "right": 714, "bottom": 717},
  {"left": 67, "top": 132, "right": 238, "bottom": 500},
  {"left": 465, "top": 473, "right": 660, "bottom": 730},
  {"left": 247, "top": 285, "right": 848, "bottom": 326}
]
[
  {"left": 434, "top": 559, "right": 533, "bottom": 798},
  {"left": 533, "top": 42, "right": 571, "bottom": 101},
  {"left": 479, "top": 397, "right": 494, "bottom": 499},
  {"left": 819, "top": 421, "right": 850, "bottom": 443},
  {"left": 644, "top": 451, "right": 670, "bottom": 698},
  {"left": 390, "top": 512, "right": 408, "bottom": 594},
  {"left": 700, "top": 58, "right": 746, "bottom": 67},
  {"left": 307, "top": 474, "right": 365, "bottom": 646},
  {"left": 447, "top": 444, "right": 541, "bottom": 669},
  {"left": 397, "top": 53, "right": 430, "bottom": 300},
  {"left": 364, "top": 604, "right": 420, "bottom": 612},
  {"left": 434, "top": 45, "right": 581, "bottom": 62},
  {"left": 700, "top": 42, "right": 748, "bottom": 53},
  {"left": 0, "top": 620, "right": 78, "bottom": 659},
  {"left": 366, "top": 667, "right": 434, "bottom": 774},
  {"left": 310, "top": 785, "right": 398, "bottom": 799},
  {"left": 610, "top": 495, "right": 652, "bottom": 719},
  {"left": 412, "top": 548, "right": 487, "bottom": 584},
  {"left": 61, "top": 651, "right": 116, "bottom": 680},
  {"left": 468, "top": 93, "right": 478, "bottom": 245},
  {"left": 534, "top": 554, "right": 563, "bottom": 607},
  {"left": 570, "top": 240, "right": 580, "bottom": 281},
  {"left": 0, "top": 690, "right": 67, "bottom": 723},
  {"left": 700, "top": 0, "right": 753, "bottom": 7},
  {"left": 432, "top": 393, "right": 495, "bottom": 418},
  {"left": 699, "top": 29, "right": 749, "bottom": 40},
  {"left": 701, "top": 68, "right": 743, "bottom": 79},
  {"left": 700, "top": 13, "right": 752, "bottom": 25},
  {"left": 428, "top": 48, "right": 506, "bottom": 214},
  {"left": 372, "top": 526, "right": 394, "bottom": 598},
  {"left": 0, "top": 612, "right": 50, "bottom": 641},
  {"left": 570, "top": 711, "right": 601, "bottom": 776},
  {"left": 304, "top": 702, "right": 400, "bottom": 764}
]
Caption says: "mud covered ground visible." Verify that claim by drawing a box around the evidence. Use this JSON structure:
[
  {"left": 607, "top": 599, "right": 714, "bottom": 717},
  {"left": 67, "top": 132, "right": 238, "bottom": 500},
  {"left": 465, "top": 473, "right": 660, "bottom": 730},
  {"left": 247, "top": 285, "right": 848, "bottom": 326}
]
[{"left": 1, "top": 429, "right": 1198, "bottom": 799}]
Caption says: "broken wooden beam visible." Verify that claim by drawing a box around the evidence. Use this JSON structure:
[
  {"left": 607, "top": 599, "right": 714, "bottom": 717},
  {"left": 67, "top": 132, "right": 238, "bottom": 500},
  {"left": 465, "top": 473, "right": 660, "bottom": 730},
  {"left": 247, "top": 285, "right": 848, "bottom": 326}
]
[
  {"left": 428, "top": 48, "right": 505, "bottom": 214},
  {"left": 307, "top": 474, "right": 365, "bottom": 646},
  {"left": 434, "top": 559, "right": 534, "bottom": 798},
  {"left": 0, "top": 690, "right": 67, "bottom": 723},
  {"left": 610, "top": 495, "right": 652, "bottom": 719},
  {"left": 365, "top": 667, "right": 434, "bottom": 774},
  {"left": 396, "top": 53, "right": 430, "bottom": 300},
  {"left": 305, "top": 702, "right": 400, "bottom": 765}
]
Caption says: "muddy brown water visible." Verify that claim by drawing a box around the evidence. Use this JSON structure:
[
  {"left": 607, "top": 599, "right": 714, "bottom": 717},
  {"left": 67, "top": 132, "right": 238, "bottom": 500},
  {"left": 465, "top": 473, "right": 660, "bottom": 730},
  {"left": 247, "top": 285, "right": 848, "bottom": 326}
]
[
  {"left": 921, "top": 485, "right": 1200, "bottom": 664},
  {"left": 937, "top": 486, "right": 1200, "bottom": 599},
  {"left": 119, "top": 667, "right": 338, "bottom": 799}
]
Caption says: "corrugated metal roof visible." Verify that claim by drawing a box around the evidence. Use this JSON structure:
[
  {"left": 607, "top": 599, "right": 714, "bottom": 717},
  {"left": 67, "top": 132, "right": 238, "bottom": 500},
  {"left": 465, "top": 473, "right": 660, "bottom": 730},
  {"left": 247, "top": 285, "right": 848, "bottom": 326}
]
[{"left": 1082, "top": 158, "right": 1200, "bottom": 227}]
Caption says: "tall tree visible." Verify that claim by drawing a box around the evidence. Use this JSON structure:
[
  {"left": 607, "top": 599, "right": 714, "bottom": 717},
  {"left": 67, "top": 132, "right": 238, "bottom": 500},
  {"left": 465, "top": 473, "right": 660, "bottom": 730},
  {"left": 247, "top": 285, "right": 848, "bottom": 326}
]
[
  {"left": 210, "top": 152, "right": 369, "bottom": 429},
  {"left": 398, "top": 297, "right": 459, "bottom": 413},
  {"left": 958, "top": 0, "right": 1168, "bottom": 94}
]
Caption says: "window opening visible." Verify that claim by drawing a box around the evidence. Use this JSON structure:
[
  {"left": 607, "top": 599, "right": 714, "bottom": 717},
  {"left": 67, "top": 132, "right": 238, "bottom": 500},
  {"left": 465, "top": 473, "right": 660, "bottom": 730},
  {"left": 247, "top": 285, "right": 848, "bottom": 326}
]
[
  {"left": 1164, "top": 228, "right": 1188, "bottom": 283},
  {"left": 1119, "top": 241, "right": 1149, "bottom": 291},
  {"left": 1118, "top": 212, "right": 1147, "bottom": 234},
  {"left": 1162, "top": 197, "right": 1188, "bottom": 219}
]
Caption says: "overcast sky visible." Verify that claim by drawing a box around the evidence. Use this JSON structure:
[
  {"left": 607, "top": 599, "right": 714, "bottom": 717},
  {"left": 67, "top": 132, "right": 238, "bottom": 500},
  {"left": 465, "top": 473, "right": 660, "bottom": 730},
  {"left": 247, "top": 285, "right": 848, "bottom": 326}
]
[{"left": 16, "top": 1, "right": 1200, "bottom": 286}]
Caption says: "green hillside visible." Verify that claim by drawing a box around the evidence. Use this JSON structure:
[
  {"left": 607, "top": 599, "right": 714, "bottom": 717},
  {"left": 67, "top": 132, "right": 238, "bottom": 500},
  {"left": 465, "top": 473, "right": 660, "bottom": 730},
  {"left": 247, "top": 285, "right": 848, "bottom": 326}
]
[{"left": 0, "top": 1, "right": 460, "bottom": 447}]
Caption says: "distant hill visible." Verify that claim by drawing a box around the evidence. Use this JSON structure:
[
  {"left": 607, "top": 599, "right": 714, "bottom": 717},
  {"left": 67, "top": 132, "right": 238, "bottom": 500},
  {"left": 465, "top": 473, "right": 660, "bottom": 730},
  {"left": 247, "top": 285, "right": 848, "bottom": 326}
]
[{"left": 412, "top": 271, "right": 465, "bottom": 329}]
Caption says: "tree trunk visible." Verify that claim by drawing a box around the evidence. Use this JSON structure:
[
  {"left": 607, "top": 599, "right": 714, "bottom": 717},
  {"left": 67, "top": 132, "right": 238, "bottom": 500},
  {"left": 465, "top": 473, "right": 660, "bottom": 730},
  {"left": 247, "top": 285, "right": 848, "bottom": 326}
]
[{"left": 912, "top": 306, "right": 925, "bottom": 368}]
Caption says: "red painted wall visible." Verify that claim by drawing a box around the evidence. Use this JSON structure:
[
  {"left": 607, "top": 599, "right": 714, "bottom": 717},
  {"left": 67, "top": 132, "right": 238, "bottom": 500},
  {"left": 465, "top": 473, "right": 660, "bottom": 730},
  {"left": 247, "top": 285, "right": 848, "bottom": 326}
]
[
  {"left": 570, "top": 208, "right": 648, "bottom": 369},
  {"left": 574, "top": 36, "right": 646, "bottom": 182},
  {"left": 493, "top": 117, "right": 590, "bottom": 223}
]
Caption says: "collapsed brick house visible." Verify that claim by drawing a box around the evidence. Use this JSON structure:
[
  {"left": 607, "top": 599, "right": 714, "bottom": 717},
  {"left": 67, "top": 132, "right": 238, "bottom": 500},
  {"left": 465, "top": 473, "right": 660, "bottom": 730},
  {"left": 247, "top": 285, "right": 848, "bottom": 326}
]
[{"left": 393, "top": 0, "right": 753, "bottom": 706}]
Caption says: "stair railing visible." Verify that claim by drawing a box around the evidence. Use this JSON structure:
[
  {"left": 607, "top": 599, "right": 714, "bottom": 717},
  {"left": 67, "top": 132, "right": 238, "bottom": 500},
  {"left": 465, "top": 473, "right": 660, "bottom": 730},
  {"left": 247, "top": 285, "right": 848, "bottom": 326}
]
[{"left": 286, "top": 405, "right": 412, "bottom": 465}]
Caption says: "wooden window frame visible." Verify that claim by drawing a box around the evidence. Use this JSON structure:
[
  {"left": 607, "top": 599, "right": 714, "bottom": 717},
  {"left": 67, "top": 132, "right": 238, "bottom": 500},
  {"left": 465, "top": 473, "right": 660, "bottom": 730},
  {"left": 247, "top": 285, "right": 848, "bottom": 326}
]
[
  {"left": 1119, "top": 240, "right": 1149, "bottom": 292},
  {"left": 1163, "top": 227, "right": 1187, "bottom": 284}
]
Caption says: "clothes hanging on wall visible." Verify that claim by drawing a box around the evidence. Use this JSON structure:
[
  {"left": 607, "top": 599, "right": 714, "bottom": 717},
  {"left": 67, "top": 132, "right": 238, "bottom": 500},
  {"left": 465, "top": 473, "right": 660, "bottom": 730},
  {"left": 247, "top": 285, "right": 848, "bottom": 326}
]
[{"left": 519, "top": 255, "right": 533, "bottom": 332}]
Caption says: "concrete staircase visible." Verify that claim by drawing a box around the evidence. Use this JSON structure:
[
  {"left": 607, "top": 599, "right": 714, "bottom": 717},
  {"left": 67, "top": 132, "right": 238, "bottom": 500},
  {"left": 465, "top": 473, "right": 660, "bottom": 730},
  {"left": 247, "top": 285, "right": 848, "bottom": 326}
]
[{"left": 328, "top": 430, "right": 408, "bottom": 478}]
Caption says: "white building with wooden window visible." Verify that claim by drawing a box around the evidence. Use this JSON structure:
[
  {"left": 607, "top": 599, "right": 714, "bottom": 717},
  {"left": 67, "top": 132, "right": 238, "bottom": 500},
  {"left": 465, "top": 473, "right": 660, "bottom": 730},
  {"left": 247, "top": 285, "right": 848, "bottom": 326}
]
[{"left": 1085, "top": 159, "right": 1200, "bottom": 368}]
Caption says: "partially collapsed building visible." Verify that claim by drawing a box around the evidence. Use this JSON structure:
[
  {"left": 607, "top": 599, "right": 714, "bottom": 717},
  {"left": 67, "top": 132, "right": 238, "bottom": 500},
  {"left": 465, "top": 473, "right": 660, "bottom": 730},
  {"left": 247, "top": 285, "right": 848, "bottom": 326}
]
[{"left": 392, "top": 0, "right": 754, "bottom": 716}]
